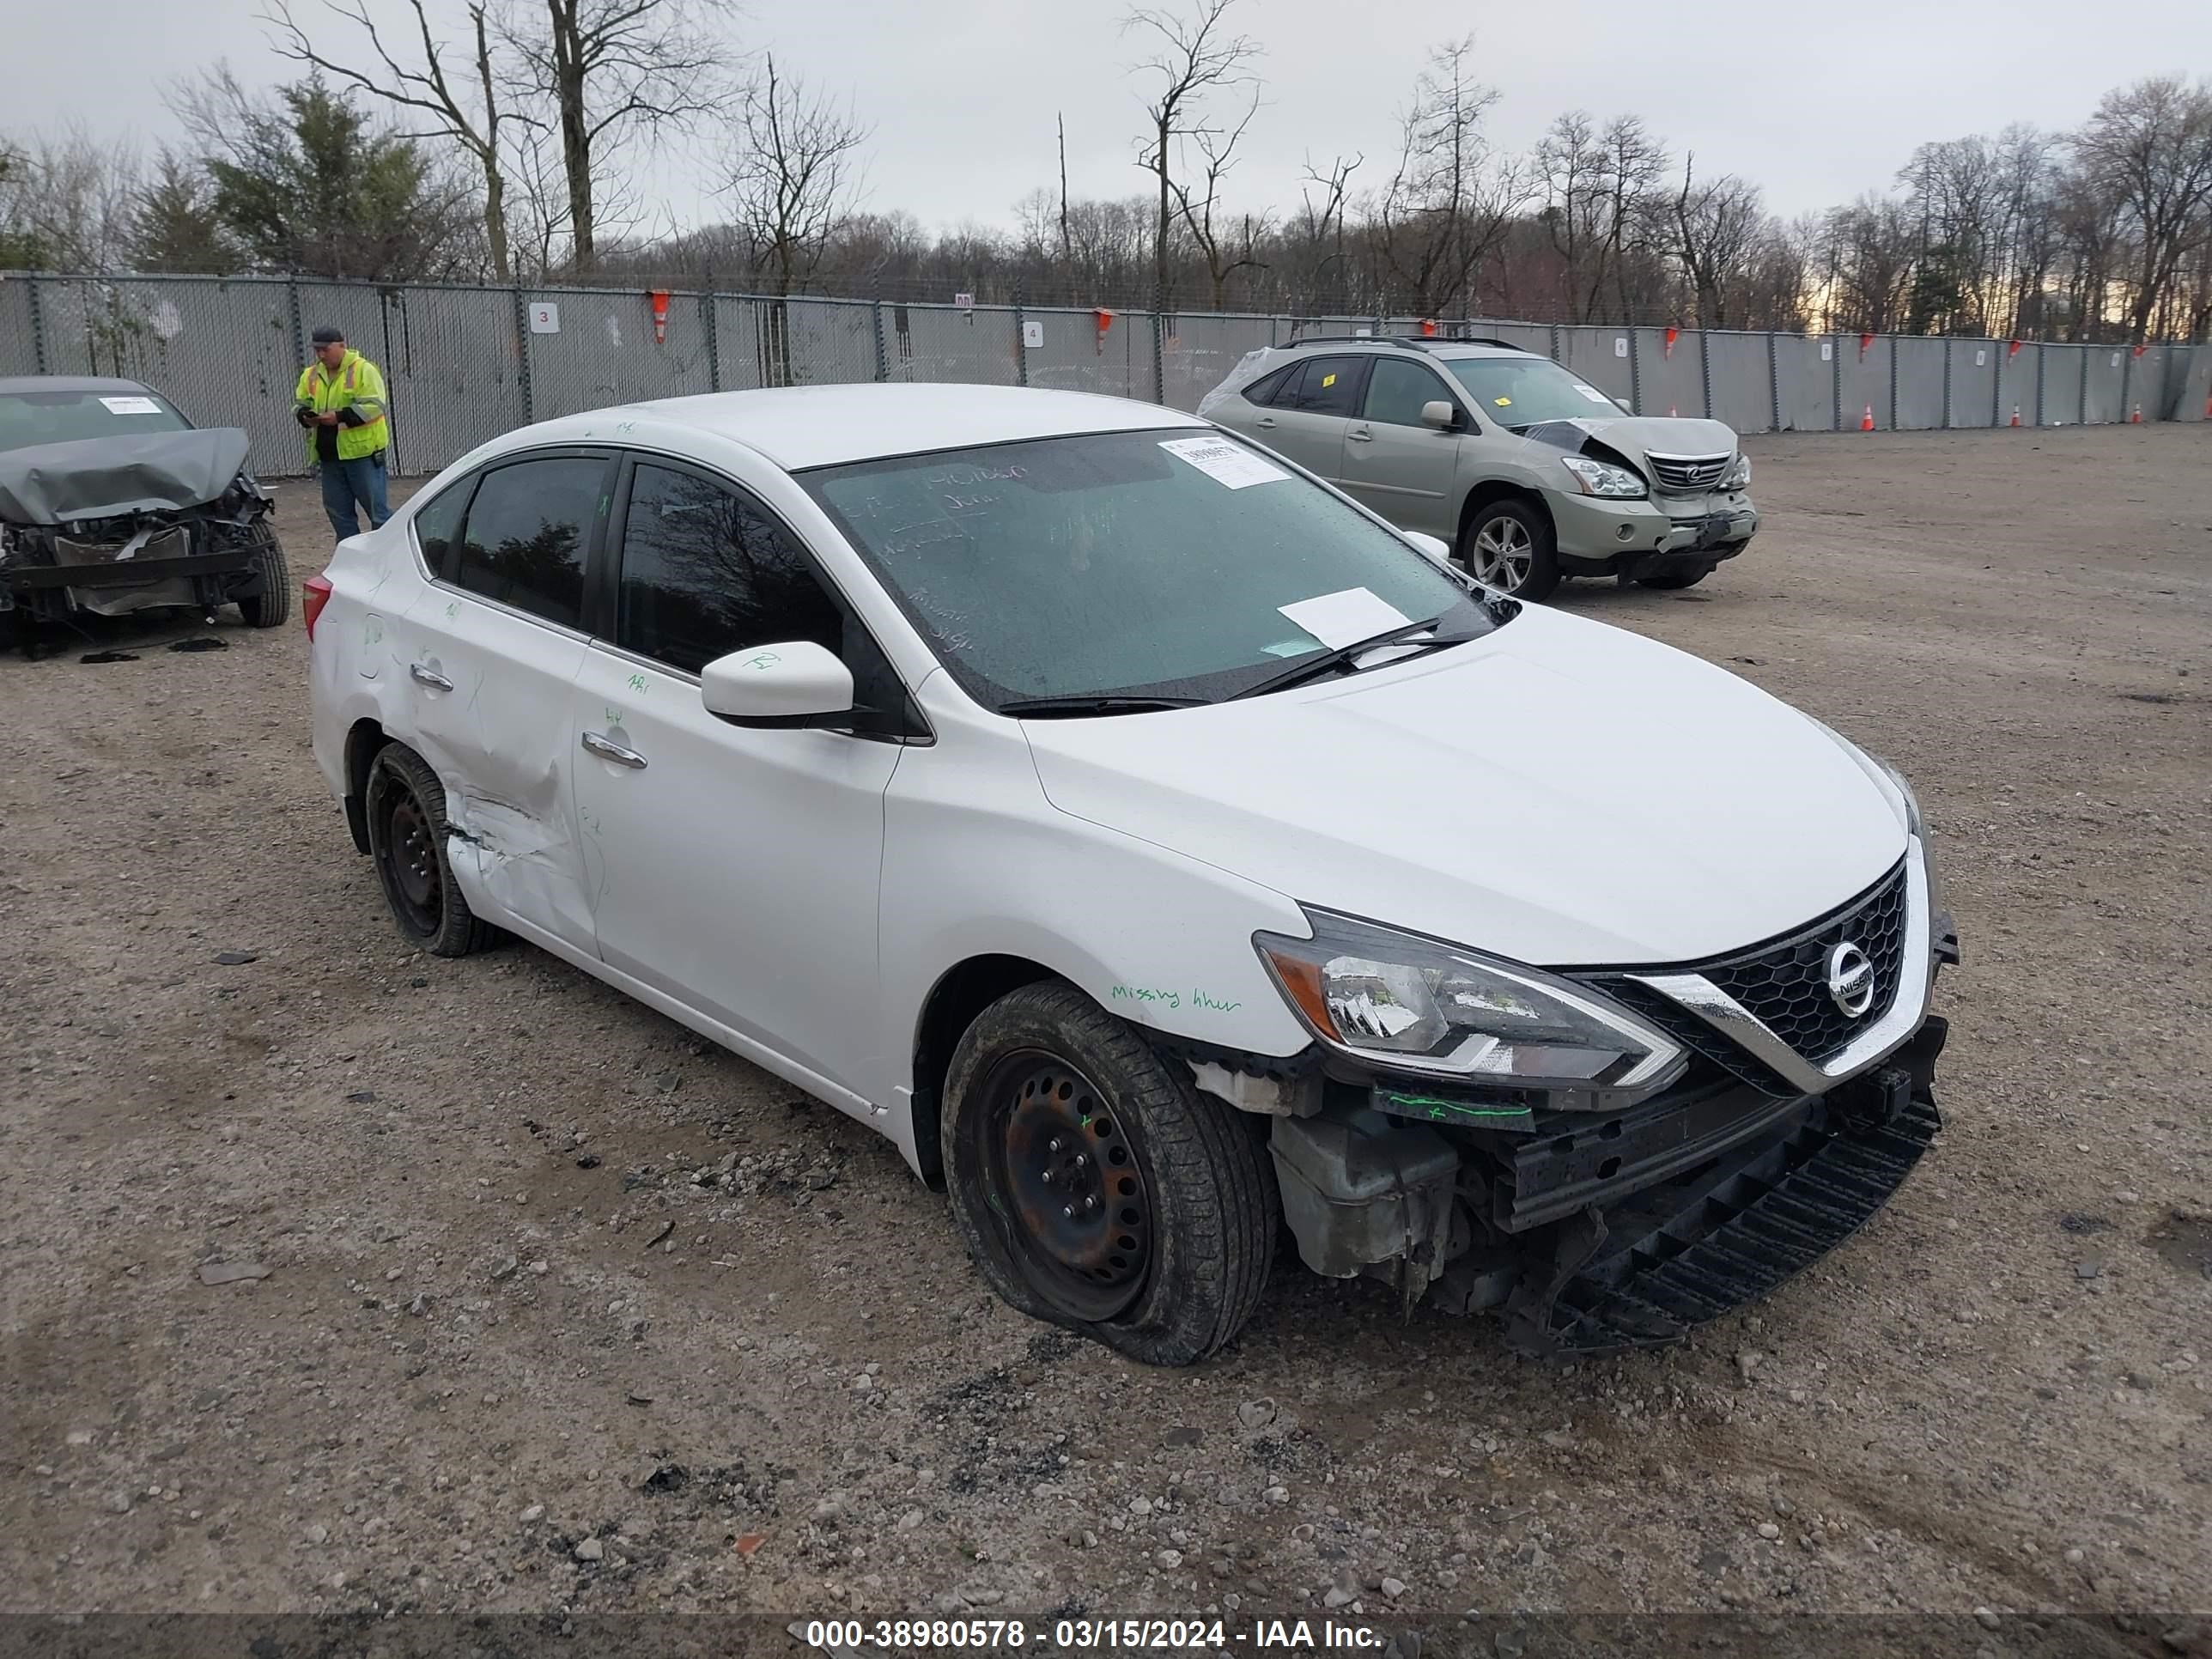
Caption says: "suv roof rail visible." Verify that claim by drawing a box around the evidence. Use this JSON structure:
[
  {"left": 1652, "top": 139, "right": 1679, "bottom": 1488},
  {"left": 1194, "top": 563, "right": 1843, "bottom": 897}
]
[{"left": 1279, "top": 332, "right": 1534, "bottom": 355}]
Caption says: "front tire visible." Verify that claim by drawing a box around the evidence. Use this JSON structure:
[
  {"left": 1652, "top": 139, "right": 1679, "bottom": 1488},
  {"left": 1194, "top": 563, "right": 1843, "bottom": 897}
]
[
  {"left": 236, "top": 526, "right": 292, "bottom": 627},
  {"left": 1459, "top": 500, "right": 1560, "bottom": 600},
  {"left": 364, "top": 743, "right": 497, "bottom": 957},
  {"left": 940, "top": 982, "right": 1279, "bottom": 1366}
]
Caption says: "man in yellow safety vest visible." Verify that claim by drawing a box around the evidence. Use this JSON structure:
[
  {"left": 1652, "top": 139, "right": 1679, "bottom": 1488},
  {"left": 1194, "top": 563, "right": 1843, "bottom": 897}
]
[{"left": 294, "top": 325, "right": 392, "bottom": 538}]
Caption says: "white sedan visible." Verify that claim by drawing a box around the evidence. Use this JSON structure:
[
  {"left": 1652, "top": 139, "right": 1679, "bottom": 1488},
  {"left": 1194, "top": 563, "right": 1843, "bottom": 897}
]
[{"left": 307, "top": 384, "right": 1957, "bottom": 1364}]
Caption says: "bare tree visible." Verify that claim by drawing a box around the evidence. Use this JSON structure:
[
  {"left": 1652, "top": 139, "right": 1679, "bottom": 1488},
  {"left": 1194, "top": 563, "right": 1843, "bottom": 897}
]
[
  {"left": 1290, "top": 151, "right": 1360, "bottom": 306},
  {"left": 721, "top": 52, "right": 869, "bottom": 295},
  {"left": 0, "top": 125, "right": 142, "bottom": 271},
  {"left": 2070, "top": 76, "right": 2212, "bottom": 343},
  {"left": 502, "top": 0, "right": 734, "bottom": 270},
  {"left": 1671, "top": 155, "right": 1765, "bottom": 328},
  {"left": 264, "top": 0, "right": 521, "bottom": 280},
  {"left": 1822, "top": 193, "right": 1918, "bottom": 334},
  {"left": 1122, "top": 0, "right": 1261, "bottom": 311},
  {"left": 1377, "top": 38, "right": 1528, "bottom": 317},
  {"left": 1170, "top": 87, "right": 1268, "bottom": 307}
]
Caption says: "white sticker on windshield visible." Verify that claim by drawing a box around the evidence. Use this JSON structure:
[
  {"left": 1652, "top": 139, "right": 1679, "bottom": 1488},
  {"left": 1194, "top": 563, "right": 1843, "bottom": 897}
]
[
  {"left": 100, "top": 395, "right": 163, "bottom": 415},
  {"left": 1159, "top": 434, "right": 1287, "bottom": 489},
  {"left": 1277, "top": 587, "right": 1415, "bottom": 651},
  {"left": 1571, "top": 383, "right": 1612, "bottom": 404}
]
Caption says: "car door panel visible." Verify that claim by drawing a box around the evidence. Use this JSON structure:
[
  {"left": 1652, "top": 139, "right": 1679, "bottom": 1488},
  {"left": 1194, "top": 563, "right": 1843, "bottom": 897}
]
[
  {"left": 1337, "top": 358, "right": 1466, "bottom": 537},
  {"left": 1249, "top": 356, "right": 1367, "bottom": 483}
]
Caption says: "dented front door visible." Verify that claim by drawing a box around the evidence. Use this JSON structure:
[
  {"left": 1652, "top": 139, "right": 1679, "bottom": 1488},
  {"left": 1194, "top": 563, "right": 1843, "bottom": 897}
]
[{"left": 397, "top": 580, "right": 597, "bottom": 954}]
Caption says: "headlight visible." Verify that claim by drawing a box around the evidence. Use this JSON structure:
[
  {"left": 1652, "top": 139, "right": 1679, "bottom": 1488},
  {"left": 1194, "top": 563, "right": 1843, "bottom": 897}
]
[
  {"left": 1254, "top": 909, "right": 1686, "bottom": 1105},
  {"left": 1721, "top": 453, "right": 1752, "bottom": 490},
  {"left": 1559, "top": 455, "right": 1647, "bottom": 498}
]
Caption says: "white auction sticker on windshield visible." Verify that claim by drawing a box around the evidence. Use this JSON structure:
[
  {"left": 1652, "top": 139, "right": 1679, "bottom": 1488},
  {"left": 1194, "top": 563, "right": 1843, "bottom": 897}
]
[
  {"left": 100, "top": 395, "right": 163, "bottom": 415},
  {"left": 1571, "top": 383, "right": 1612, "bottom": 404},
  {"left": 1278, "top": 587, "right": 1414, "bottom": 651},
  {"left": 1159, "top": 434, "right": 1287, "bottom": 489}
]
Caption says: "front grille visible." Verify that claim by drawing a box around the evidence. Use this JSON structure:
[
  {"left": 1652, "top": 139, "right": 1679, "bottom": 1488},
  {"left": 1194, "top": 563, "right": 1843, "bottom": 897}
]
[
  {"left": 1577, "top": 857, "right": 1912, "bottom": 1076},
  {"left": 1646, "top": 453, "right": 1731, "bottom": 492}
]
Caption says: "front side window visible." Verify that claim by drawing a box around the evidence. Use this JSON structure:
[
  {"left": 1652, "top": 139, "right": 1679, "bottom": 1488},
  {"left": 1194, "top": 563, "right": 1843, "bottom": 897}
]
[
  {"left": 804, "top": 429, "right": 1504, "bottom": 709},
  {"left": 1443, "top": 356, "right": 1624, "bottom": 430},
  {"left": 1364, "top": 358, "right": 1458, "bottom": 428},
  {"left": 452, "top": 455, "right": 606, "bottom": 628},
  {"left": 615, "top": 462, "right": 843, "bottom": 674}
]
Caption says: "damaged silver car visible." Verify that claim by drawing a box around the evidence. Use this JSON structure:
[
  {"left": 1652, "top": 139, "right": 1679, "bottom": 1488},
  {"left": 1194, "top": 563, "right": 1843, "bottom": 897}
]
[{"left": 0, "top": 375, "right": 292, "bottom": 648}]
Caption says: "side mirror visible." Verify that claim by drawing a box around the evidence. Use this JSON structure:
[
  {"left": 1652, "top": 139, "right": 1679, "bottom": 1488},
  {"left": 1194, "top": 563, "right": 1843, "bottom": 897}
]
[
  {"left": 1403, "top": 532, "right": 1453, "bottom": 567},
  {"left": 1420, "top": 400, "right": 1458, "bottom": 430},
  {"left": 701, "top": 641, "right": 855, "bottom": 728}
]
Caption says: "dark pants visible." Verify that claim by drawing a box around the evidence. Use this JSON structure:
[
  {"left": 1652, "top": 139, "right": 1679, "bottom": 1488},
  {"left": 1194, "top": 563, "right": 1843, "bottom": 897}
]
[{"left": 320, "top": 451, "right": 391, "bottom": 539}]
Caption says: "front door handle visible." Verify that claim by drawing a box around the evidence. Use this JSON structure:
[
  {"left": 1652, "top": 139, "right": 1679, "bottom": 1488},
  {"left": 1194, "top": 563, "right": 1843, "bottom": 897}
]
[
  {"left": 581, "top": 731, "right": 647, "bottom": 769},
  {"left": 1254, "top": 416, "right": 1277, "bottom": 428},
  {"left": 409, "top": 663, "right": 453, "bottom": 691},
  {"left": 1346, "top": 426, "right": 1374, "bottom": 442}
]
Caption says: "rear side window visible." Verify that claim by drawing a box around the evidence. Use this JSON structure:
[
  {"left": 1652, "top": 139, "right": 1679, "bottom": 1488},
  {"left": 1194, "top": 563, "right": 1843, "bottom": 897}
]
[
  {"left": 453, "top": 455, "right": 606, "bottom": 628},
  {"left": 615, "top": 462, "right": 843, "bottom": 673},
  {"left": 410, "top": 478, "right": 471, "bottom": 575},
  {"left": 1364, "top": 358, "right": 1456, "bottom": 428},
  {"left": 1243, "top": 365, "right": 1296, "bottom": 407},
  {"left": 1285, "top": 356, "right": 1366, "bottom": 417}
]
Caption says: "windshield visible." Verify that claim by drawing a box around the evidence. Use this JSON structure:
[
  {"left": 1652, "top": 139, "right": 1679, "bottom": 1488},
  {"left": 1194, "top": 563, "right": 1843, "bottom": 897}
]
[
  {"left": 0, "top": 386, "right": 191, "bottom": 453},
  {"left": 1444, "top": 356, "right": 1624, "bottom": 430},
  {"left": 804, "top": 428, "right": 1505, "bottom": 710}
]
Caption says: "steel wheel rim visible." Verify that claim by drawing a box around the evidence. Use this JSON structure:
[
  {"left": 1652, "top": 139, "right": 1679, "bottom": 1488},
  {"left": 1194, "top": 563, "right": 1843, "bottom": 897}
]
[
  {"left": 978, "top": 1049, "right": 1153, "bottom": 1322},
  {"left": 1471, "top": 516, "right": 1534, "bottom": 591},
  {"left": 380, "top": 788, "right": 443, "bottom": 934}
]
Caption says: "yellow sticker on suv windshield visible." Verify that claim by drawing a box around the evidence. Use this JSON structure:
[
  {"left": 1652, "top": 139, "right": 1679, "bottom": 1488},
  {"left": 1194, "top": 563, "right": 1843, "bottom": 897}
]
[
  {"left": 1321, "top": 373, "right": 1337, "bottom": 388},
  {"left": 1493, "top": 396, "right": 1513, "bottom": 406}
]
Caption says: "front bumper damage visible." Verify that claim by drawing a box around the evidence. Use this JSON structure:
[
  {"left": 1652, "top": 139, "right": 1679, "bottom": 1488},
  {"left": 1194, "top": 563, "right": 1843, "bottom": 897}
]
[{"left": 1170, "top": 913, "right": 1955, "bottom": 1358}]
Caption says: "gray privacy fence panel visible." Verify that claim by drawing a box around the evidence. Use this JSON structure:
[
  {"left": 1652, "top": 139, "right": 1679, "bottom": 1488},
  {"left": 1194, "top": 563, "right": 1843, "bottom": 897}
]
[
  {"left": 781, "top": 297, "right": 878, "bottom": 387},
  {"left": 1893, "top": 337, "right": 1947, "bottom": 429},
  {"left": 2083, "top": 346, "right": 2127, "bottom": 423},
  {"left": 298, "top": 282, "right": 523, "bottom": 476},
  {"left": 2166, "top": 344, "right": 2211, "bottom": 420},
  {"left": 900, "top": 303, "right": 1019, "bottom": 388},
  {"left": 2043, "top": 345, "right": 2087, "bottom": 423},
  {"left": 1948, "top": 339, "right": 2000, "bottom": 428},
  {"left": 1632, "top": 327, "right": 1705, "bottom": 418},
  {"left": 521, "top": 288, "right": 714, "bottom": 419},
  {"left": 1164, "top": 313, "right": 1274, "bottom": 411},
  {"left": 1774, "top": 336, "right": 1833, "bottom": 431},
  {"left": 1995, "top": 342, "right": 2039, "bottom": 425},
  {"left": 1555, "top": 326, "right": 1636, "bottom": 404},
  {"left": 1464, "top": 319, "right": 1553, "bottom": 356},
  {"left": 1024, "top": 307, "right": 1153, "bottom": 401},
  {"left": 712, "top": 296, "right": 765, "bottom": 391},
  {"left": 2122, "top": 346, "right": 2165, "bottom": 423},
  {"left": 1837, "top": 336, "right": 1891, "bottom": 429},
  {"left": 1704, "top": 332, "right": 1774, "bottom": 432},
  {"left": 0, "top": 277, "right": 34, "bottom": 373}
]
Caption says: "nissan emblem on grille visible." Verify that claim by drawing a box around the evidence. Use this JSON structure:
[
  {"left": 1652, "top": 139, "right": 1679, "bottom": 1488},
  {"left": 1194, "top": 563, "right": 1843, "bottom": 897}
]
[{"left": 1826, "top": 941, "right": 1875, "bottom": 1017}]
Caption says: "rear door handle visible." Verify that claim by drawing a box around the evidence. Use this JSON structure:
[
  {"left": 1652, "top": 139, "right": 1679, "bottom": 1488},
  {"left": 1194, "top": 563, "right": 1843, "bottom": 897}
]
[
  {"left": 408, "top": 663, "right": 453, "bottom": 691},
  {"left": 1347, "top": 426, "right": 1374, "bottom": 442},
  {"left": 1254, "top": 416, "right": 1277, "bottom": 428},
  {"left": 581, "top": 731, "right": 647, "bottom": 769}
]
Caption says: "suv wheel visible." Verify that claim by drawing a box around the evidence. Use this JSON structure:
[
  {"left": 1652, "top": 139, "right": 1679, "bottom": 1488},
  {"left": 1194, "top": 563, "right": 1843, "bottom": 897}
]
[
  {"left": 364, "top": 743, "right": 499, "bottom": 957},
  {"left": 940, "top": 981, "right": 1279, "bottom": 1366},
  {"left": 1460, "top": 501, "right": 1560, "bottom": 600}
]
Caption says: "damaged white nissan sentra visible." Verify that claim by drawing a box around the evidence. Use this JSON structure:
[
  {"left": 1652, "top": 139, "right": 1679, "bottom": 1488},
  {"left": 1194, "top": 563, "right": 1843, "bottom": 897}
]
[{"left": 307, "top": 384, "right": 1959, "bottom": 1364}]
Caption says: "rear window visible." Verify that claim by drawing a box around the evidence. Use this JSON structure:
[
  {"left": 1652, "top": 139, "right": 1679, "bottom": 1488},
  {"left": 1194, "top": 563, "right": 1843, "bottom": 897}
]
[{"left": 0, "top": 387, "right": 191, "bottom": 452}]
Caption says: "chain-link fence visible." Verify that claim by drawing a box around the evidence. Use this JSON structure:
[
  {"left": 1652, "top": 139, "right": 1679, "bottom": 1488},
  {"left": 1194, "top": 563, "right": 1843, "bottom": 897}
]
[{"left": 3, "top": 271, "right": 2205, "bottom": 477}]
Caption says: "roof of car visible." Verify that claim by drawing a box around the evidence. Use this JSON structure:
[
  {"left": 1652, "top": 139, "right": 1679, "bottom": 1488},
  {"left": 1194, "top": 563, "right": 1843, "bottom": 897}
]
[
  {"left": 0, "top": 374, "right": 159, "bottom": 396},
  {"left": 596, "top": 383, "right": 1210, "bottom": 471},
  {"left": 1275, "top": 337, "right": 1535, "bottom": 360}
]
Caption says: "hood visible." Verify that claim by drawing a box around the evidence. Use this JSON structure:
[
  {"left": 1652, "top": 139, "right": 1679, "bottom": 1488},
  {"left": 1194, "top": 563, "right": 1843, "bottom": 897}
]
[
  {"left": 1022, "top": 605, "right": 1906, "bottom": 968},
  {"left": 0, "top": 428, "right": 251, "bottom": 524},
  {"left": 1524, "top": 414, "right": 1738, "bottom": 465}
]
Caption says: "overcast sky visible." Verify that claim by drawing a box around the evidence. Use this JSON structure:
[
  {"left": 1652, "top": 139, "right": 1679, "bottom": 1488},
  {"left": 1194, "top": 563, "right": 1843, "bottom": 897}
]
[{"left": 11, "top": 0, "right": 2212, "bottom": 236}]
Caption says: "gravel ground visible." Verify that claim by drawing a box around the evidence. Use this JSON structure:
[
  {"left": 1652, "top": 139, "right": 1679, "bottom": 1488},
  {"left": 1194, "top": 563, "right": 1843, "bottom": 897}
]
[{"left": 1, "top": 424, "right": 2207, "bottom": 1638}]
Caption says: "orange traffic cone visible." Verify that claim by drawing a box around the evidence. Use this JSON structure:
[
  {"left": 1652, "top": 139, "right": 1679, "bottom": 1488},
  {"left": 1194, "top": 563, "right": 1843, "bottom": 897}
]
[
  {"left": 1860, "top": 404, "right": 1875, "bottom": 431},
  {"left": 1668, "top": 405, "right": 1678, "bottom": 417},
  {"left": 2130, "top": 402, "right": 2142, "bottom": 423},
  {"left": 2009, "top": 404, "right": 2021, "bottom": 427}
]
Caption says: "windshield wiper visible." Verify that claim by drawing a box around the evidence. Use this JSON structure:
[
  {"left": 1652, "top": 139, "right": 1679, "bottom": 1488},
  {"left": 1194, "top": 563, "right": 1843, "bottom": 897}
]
[
  {"left": 997, "top": 694, "right": 1211, "bottom": 719},
  {"left": 1230, "top": 617, "right": 1463, "bottom": 701}
]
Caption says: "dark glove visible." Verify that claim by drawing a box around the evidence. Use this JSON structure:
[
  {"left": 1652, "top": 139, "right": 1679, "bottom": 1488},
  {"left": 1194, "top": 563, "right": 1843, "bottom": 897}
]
[{"left": 295, "top": 407, "right": 316, "bottom": 428}]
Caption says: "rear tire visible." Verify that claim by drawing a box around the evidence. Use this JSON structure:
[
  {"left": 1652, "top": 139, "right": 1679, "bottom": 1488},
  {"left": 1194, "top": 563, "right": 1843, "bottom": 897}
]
[
  {"left": 364, "top": 743, "right": 498, "bottom": 957},
  {"left": 1458, "top": 500, "right": 1560, "bottom": 601},
  {"left": 236, "top": 526, "right": 292, "bottom": 627},
  {"left": 1635, "top": 566, "right": 1711, "bottom": 590},
  {"left": 940, "top": 981, "right": 1279, "bottom": 1366}
]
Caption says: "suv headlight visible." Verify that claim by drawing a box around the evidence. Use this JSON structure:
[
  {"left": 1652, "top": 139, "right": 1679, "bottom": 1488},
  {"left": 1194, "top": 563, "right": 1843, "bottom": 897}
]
[
  {"left": 1559, "top": 455, "right": 1648, "bottom": 498},
  {"left": 1721, "top": 453, "right": 1752, "bottom": 490},
  {"left": 1255, "top": 909, "right": 1686, "bottom": 1104}
]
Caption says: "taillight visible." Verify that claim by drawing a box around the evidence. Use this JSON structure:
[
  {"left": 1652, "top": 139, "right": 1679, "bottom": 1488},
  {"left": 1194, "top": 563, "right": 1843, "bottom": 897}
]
[{"left": 303, "top": 573, "right": 334, "bottom": 640}]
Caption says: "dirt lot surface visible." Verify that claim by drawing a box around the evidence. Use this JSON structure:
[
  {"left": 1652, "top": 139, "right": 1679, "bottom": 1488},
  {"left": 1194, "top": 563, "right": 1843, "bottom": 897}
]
[{"left": 2, "top": 425, "right": 2208, "bottom": 1640}]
